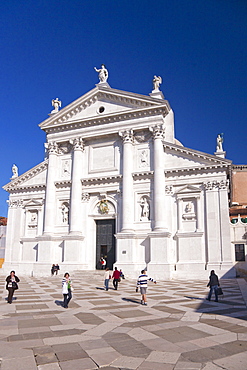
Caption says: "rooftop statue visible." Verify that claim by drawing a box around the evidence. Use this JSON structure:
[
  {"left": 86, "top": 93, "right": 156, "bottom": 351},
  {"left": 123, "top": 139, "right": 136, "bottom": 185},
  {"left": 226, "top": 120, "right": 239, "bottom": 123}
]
[
  {"left": 94, "top": 64, "right": 108, "bottom": 83},
  {"left": 51, "top": 98, "right": 62, "bottom": 114},
  {"left": 11, "top": 164, "right": 18, "bottom": 179},
  {"left": 152, "top": 75, "right": 162, "bottom": 92},
  {"left": 216, "top": 133, "right": 224, "bottom": 152}
]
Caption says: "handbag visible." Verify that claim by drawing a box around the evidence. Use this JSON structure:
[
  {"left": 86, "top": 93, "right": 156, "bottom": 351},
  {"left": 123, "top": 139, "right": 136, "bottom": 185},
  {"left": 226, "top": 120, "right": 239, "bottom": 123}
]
[
  {"left": 12, "top": 281, "right": 18, "bottom": 290},
  {"left": 217, "top": 287, "right": 223, "bottom": 295}
]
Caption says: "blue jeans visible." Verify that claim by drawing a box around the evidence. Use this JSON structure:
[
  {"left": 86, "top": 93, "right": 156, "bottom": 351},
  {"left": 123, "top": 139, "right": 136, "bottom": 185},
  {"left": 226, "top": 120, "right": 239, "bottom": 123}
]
[
  {"left": 105, "top": 279, "right": 109, "bottom": 290},
  {"left": 207, "top": 285, "right": 218, "bottom": 301},
  {"left": 63, "top": 288, "right": 72, "bottom": 307}
]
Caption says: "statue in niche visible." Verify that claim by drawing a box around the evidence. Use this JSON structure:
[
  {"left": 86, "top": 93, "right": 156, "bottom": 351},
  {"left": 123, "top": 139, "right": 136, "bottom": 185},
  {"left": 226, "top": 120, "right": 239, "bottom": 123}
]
[
  {"left": 152, "top": 75, "right": 162, "bottom": 91},
  {"left": 216, "top": 133, "right": 224, "bottom": 152},
  {"left": 99, "top": 199, "right": 109, "bottom": 214},
  {"left": 94, "top": 64, "right": 108, "bottom": 83},
  {"left": 61, "top": 203, "right": 69, "bottom": 223},
  {"left": 51, "top": 98, "right": 62, "bottom": 113},
  {"left": 141, "top": 198, "right": 150, "bottom": 220},
  {"left": 140, "top": 150, "right": 149, "bottom": 167},
  {"left": 11, "top": 164, "right": 18, "bottom": 178}
]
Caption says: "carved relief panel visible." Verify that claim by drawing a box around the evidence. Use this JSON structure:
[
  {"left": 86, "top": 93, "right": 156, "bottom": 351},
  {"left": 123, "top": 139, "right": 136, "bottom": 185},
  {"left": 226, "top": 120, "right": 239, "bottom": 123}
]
[{"left": 61, "top": 159, "right": 71, "bottom": 179}]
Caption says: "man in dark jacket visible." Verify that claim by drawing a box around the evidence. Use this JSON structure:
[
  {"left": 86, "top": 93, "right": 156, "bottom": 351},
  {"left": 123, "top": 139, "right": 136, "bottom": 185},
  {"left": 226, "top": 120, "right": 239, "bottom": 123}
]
[
  {"left": 6, "top": 270, "right": 20, "bottom": 304},
  {"left": 206, "top": 270, "right": 220, "bottom": 302}
]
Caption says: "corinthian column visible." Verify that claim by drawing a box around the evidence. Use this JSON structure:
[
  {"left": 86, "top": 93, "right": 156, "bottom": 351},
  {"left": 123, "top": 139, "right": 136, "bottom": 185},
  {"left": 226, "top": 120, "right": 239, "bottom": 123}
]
[
  {"left": 43, "top": 142, "right": 59, "bottom": 234},
  {"left": 119, "top": 130, "right": 134, "bottom": 232},
  {"left": 150, "top": 124, "right": 167, "bottom": 231},
  {"left": 69, "top": 137, "right": 84, "bottom": 235}
]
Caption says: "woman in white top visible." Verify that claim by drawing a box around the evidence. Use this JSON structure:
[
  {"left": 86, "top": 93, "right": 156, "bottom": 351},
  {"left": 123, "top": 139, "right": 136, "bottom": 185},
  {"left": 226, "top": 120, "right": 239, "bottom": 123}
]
[
  {"left": 104, "top": 268, "right": 111, "bottom": 291},
  {"left": 62, "top": 273, "right": 72, "bottom": 308}
]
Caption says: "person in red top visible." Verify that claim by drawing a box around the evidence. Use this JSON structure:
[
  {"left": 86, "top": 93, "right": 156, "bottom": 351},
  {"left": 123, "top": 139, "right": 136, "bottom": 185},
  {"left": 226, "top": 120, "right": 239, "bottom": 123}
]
[{"left": 112, "top": 267, "right": 121, "bottom": 290}]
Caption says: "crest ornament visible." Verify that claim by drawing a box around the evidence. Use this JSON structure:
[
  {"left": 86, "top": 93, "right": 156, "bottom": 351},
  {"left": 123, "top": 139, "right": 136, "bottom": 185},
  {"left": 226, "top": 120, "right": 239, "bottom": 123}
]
[{"left": 99, "top": 199, "right": 109, "bottom": 214}]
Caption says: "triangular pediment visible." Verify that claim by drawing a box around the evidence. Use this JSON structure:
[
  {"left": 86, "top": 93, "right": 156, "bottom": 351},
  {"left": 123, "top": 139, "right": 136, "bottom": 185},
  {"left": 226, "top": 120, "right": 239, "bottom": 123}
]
[
  {"left": 3, "top": 161, "right": 48, "bottom": 193},
  {"left": 39, "top": 85, "right": 170, "bottom": 132},
  {"left": 164, "top": 142, "right": 231, "bottom": 172},
  {"left": 175, "top": 185, "right": 201, "bottom": 194},
  {"left": 24, "top": 199, "right": 43, "bottom": 207}
]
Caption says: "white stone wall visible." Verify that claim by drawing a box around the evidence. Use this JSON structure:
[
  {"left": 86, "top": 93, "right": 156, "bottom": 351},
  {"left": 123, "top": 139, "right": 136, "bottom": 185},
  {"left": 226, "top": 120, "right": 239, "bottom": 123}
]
[{"left": 2, "top": 85, "right": 235, "bottom": 279}]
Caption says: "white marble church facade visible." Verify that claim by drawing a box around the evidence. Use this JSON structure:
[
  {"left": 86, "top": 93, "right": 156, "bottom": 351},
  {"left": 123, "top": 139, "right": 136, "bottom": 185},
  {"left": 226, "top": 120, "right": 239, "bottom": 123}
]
[{"left": 3, "top": 72, "right": 235, "bottom": 278}]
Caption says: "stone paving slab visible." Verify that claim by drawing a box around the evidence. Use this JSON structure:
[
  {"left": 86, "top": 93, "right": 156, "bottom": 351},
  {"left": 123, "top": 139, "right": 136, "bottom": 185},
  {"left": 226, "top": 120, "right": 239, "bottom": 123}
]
[{"left": 0, "top": 272, "right": 247, "bottom": 369}]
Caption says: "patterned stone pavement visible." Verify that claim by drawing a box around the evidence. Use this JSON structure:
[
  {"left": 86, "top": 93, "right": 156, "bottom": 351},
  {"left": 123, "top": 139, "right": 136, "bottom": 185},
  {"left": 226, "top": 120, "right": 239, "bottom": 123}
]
[{"left": 0, "top": 271, "right": 247, "bottom": 370}]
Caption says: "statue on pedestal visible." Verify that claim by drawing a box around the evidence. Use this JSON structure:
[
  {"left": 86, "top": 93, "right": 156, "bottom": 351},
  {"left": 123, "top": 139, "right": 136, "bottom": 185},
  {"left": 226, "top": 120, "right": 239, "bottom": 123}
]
[
  {"left": 94, "top": 64, "right": 108, "bottom": 83},
  {"left": 11, "top": 164, "right": 18, "bottom": 179},
  {"left": 152, "top": 75, "right": 162, "bottom": 91},
  {"left": 216, "top": 134, "right": 224, "bottom": 152},
  {"left": 51, "top": 98, "right": 62, "bottom": 113}
]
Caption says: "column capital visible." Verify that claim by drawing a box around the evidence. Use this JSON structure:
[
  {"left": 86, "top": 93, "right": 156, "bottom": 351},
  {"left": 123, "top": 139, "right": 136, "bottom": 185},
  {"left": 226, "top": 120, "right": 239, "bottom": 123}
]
[
  {"left": 119, "top": 130, "right": 134, "bottom": 144},
  {"left": 72, "top": 137, "right": 84, "bottom": 151},
  {"left": 149, "top": 124, "right": 165, "bottom": 140},
  {"left": 47, "top": 141, "right": 59, "bottom": 154}
]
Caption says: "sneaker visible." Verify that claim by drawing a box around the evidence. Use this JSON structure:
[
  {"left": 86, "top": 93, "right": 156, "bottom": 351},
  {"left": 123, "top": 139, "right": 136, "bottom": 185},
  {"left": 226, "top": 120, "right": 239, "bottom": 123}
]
[
  {"left": 143, "top": 303, "right": 147, "bottom": 306},
  {"left": 141, "top": 300, "right": 144, "bottom": 305}
]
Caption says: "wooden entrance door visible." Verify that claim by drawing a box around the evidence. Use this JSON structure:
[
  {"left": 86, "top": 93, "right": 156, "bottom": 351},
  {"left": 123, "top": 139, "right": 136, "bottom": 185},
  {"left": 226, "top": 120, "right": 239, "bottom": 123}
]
[{"left": 96, "top": 219, "right": 116, "bottom": 269}]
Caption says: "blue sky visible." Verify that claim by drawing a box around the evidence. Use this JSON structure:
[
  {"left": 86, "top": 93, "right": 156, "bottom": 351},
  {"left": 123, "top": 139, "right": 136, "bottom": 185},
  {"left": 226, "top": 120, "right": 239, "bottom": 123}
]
[{"left": 0, "top": 0, "right": 246, "bottom": 217}]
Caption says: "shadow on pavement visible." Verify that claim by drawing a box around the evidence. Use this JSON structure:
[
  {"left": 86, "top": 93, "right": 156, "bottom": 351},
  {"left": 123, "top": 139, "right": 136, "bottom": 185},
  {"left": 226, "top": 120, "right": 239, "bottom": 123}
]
[
  {"left": 55, "top": 300, "right": 64, "bottom": 307},
  {"left": 122, "top": 297, "right": 141, "bottom": 305}
]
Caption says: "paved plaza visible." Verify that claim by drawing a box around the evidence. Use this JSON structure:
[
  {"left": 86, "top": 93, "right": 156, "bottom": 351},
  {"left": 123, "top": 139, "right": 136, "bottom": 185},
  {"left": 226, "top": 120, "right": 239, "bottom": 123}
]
[{"left": 0, "top": 271, "right": 247, "bottom": 370}]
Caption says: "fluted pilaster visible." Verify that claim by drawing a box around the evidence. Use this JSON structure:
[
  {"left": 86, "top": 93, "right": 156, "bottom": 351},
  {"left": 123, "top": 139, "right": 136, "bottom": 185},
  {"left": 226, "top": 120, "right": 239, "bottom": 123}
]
[
  {"left": 119, "top": 130, "right": 134, "bottom": 232},
  {"left": 43, "top": 142, "right": 59, "bottom": 234},
  {"left": 69, "top": 137, "right": 84, "bottom": 235}
]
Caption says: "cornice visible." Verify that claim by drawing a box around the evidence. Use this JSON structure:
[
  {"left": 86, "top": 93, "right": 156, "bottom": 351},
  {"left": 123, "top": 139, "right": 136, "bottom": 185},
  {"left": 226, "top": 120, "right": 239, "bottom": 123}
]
[
  {"left": 232, "top": 165, "right": 247, "bottom": 170},
  {"left": 42, "top": 105, "right": 170, "bottom": 134},
  {"left": 163, "top": 142, "right": 232, "bottom": 165},
  {"left": 55, "top": 180, "right": 71, "bottom": 188},
  {"left": 165, "top": 164, "right": 230, "bottom": 175},
  {"left": 133, "top": 171, "right": 154, "bottom": 179},
  {"left": 8, "top": 184, "right": 46, "bottom": 193},
  {"left": 3, "top": 161, "right": 48, "bottom": 193},
  {"left": 82, "top": 174, "right": 122, "bottom": 186}
]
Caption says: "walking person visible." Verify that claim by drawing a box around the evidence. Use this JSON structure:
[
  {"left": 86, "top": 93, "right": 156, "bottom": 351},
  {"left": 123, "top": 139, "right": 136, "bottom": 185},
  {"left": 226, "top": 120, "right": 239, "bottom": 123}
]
[
  {"left": 136, "top": 269, "right": 156, "bottom": 305},
  {"left": 100, "top": 257, "right": 106, "bottom": 269},
  {"left": 112, "top": 267, "right": 121, "bottom": 290},
  {"left": 206, "top": 270, "right": 220, "bottom": 302},
  {"left": 104, "top": 267, "right": 111, "bottom": 291},
  {"left": 62, "top": 273, "right": 73, "bottom": 308},
  {"left": 51, "top": 264, "right": 55, "bottom": 276},
  {"left": 54, "top": 264, "right": 60, "bottom": 275},
  {"left": 120, "top": 269, "right": 125, "bottom": 279},
  {"left": 6, "top": 270, "right": 20, "bottom": 304}
]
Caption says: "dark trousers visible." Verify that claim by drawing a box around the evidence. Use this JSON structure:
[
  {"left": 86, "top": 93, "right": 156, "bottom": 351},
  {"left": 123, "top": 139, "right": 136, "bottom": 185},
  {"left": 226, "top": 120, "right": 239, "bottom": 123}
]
[
  {"left": 113, "top": 278, "right": 119, "bottom": 290},
  {"left": 63, "top": 289, "right": 72, "bottom": 308},
  {"left": 207, "top": 285, "right": 218, "bottom": 302},
  {"left": 7, "top": 288, "right": 15, "bottom": 303}
]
